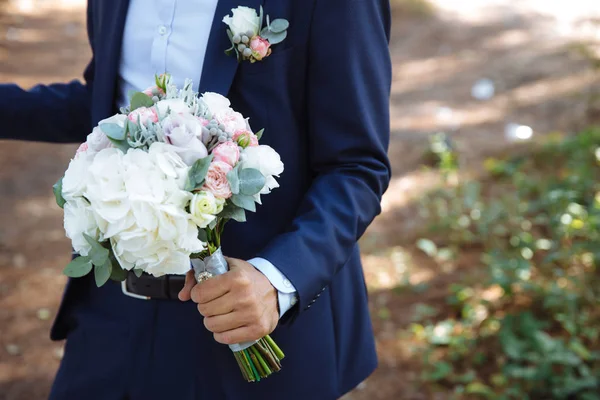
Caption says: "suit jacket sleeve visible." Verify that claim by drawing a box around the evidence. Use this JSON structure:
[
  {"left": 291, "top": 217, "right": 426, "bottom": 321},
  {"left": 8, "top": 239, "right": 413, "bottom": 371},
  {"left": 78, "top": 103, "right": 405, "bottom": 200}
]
[
  {"left": 0, "top": 4, "right": 94, "bottom": 143},
  {"left": 258, "top": 0, "right": 392, "bottom": 317}
]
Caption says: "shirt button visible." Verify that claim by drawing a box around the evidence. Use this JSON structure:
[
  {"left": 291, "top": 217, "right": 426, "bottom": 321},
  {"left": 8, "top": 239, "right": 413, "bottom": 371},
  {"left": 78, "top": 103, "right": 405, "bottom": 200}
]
[
  {"left": 290, "top": 296, "right": 297, "bottom": 306},
  {"left": 283, "top": 279, "right": 292, "bottom": 288},
  {"left": 158, "top": 25, "right": 168, "bottom": 36}
]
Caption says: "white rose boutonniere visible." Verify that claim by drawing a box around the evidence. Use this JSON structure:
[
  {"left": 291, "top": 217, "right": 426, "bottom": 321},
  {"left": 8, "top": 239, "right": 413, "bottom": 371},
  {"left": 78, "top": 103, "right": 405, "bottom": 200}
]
[{"left": 223, "top": 6, "right": 289, "bottom": 63}]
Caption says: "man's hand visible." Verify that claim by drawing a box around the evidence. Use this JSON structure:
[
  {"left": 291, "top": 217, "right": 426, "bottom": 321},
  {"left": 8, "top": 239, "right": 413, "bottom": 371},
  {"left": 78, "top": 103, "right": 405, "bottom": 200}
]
[{"left": 178, "top": 258, "right": 279, "bottom": 345}]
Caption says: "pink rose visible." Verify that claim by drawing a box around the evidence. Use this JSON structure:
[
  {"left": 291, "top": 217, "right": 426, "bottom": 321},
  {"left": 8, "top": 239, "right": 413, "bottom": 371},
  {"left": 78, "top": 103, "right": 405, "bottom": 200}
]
[
  {"left": 204, "top": 161, "right": 233, "bottom": 199},
  {"left": 250, "top": 36, "right": 271, "bottom": 60},
  {"left": 86, "top": 126, "right": 113, "bottom": 154},
  {"left": 213, "top": 141, "right": 240, "bottom": 167},
  {"left": 233, "top": 130, "right": 259, "bottom": 148},
  {"left": 76, "top": 142, "right": 88, "bottom": 155},
  {"left": 214, "top": 109, "right": 246, "bottom": 134},
  {"left": 128, "top": 107, "right": 158, "bottom": 125}
]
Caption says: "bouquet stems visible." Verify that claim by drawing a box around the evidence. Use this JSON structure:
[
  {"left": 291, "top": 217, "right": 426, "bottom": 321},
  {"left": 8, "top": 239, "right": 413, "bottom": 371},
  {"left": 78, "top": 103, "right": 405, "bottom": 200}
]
[
  {"left": 191, "top": 245, "right": 284, "bottom": 382},
  {"left": 232, "top": 336, "right": 284, "bottom": 382}
]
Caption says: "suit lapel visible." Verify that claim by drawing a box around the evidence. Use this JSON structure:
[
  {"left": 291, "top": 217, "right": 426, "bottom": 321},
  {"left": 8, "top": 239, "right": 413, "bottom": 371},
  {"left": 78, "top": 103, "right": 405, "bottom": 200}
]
[
  {"left": 198, "top": 0, "right": 264, "bottom": 95},
  {"left": 95, "top": 0, "right": 131, "bottom": 121}
]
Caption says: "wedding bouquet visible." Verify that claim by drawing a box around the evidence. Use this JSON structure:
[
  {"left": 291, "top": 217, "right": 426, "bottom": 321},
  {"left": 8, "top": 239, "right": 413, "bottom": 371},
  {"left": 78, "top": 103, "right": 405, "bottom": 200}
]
[{"left": 53, "top": 74, "right": 285, "bottom": 382}]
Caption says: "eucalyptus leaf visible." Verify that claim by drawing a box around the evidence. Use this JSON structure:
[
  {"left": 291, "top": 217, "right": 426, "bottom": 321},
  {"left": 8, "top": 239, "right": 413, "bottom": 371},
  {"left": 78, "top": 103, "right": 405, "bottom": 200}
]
[
  {"left": 239, "top": 168, "right": 266, "bottom": 196},
  {"left": 109, "top": 265, "right": 128, "bottom": 282},
  {"left": 130, "top": 92, "right": 154, "bottom": 111},
  {"left": 269, "top": 19, "right": 289, "bottom": 33},
  {"left": 227, "top": 166, "right": 240, "bottom": 195},
  {"left": 220, "top": 204, "right": 247, "bottom": 223},
  {"left": 106, "top": 137, "right": 131, "bottom": 153},
  {"left": 208, "top": 218, "right": 218, "bottom": 230},
  {"left": 127, "top": 119, "right": 140, "bottom": 136},
  {"left": 231, "top": 194, "right": 257, "bottom": 212},
  {"left": 100, "top": 123, "right": 126, "bottom": 140},
  {"left": 197, "top": 228, "right": 208, "bottom": 242},
  {"left": 133, "top": 268, "right": 143, "bottom": 278},
  {"left": 63, "top": 256, "right": 93, "bottom": 278},
  {"left": 187, "top": 155, "right": 214, "bottom": 190},
  {"left": 83, "top": 233, "right": 110, "bottom": 266},
  {"left": 255, "top": 128, "right": 264, "bottom": 141},
  {"left": 94, "top": 258, "right": 113, "bottom": 287},
  {"left": 261, "top": 30, "right": 287, "bottom": 45},
  {"left": 53, "top": 177, "right": 66, "bottom": 209}
]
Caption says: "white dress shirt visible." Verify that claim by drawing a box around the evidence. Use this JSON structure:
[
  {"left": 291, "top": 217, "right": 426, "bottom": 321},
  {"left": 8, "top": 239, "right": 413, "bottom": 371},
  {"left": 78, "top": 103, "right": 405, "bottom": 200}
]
[{"left": 117, "top": 0, "right": 297, "bottom": 317}]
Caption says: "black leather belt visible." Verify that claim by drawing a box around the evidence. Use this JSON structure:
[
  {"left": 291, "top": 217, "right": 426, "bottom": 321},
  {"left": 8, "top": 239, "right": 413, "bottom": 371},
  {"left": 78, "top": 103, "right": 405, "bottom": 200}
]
[{"left": 120, "top": 272, "right": 186, "bottom": 300}]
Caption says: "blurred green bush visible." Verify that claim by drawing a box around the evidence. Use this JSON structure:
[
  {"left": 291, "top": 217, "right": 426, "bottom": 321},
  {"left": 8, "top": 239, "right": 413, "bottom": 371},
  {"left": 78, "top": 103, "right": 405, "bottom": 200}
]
[{"left": 414, "top": 128, "right": 600, "bottom": 399}]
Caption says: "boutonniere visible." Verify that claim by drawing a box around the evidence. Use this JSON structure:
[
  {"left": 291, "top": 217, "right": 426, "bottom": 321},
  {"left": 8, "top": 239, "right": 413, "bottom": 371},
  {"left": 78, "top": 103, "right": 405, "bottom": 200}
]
[{"left": 223, "top": 6, "right": 289, "bottom": 63}]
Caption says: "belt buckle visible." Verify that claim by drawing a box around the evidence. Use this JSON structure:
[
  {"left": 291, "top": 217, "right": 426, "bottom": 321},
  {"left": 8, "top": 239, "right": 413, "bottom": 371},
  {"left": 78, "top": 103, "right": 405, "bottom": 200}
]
[{"left": 121, "top": 280, "right": 151, "bottom": 300}]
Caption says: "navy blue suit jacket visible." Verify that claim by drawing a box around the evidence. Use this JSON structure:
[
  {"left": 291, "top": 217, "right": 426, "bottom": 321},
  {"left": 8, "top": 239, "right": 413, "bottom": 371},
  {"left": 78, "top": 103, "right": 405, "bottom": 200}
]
[{"left": 1, "top": 0, "right": 391, "bottom": 398}]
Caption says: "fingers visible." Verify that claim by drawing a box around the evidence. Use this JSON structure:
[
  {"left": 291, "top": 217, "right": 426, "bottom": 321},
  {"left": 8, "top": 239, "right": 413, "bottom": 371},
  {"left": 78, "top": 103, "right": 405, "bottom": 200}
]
[
  {"left": 203, "top": 311, "right": 250, "bottom": 334},
  {"left": 197, "top": 292, "right": 236, "bottom": 317},
  {"left": 178, "top": 270, "right": 196, "bottom": 302},
  {"left": 213, "top": 326, "right": 266, "bottom": 345},
  {"left": 191, "top": 273, "right": 230, "bottom": 304}
]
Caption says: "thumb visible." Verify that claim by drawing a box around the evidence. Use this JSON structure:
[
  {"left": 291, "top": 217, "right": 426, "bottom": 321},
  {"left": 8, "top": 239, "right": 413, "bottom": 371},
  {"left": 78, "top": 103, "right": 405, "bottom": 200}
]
[{"left": 178, "top": 270, "right": 196, "bottom": 301}]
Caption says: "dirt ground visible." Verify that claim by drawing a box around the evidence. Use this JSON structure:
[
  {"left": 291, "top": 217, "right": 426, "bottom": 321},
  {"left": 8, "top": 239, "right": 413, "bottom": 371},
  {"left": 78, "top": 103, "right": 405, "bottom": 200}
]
[{"left": 0, "top": 1, "right": 599, "bottom": 399}]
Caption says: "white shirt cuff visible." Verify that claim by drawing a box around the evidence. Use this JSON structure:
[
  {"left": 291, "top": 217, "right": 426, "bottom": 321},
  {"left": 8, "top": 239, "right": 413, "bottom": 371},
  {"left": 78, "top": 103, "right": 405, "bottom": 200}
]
[{"left": 248, "top": 257, "right": 298, "bottom": 318}]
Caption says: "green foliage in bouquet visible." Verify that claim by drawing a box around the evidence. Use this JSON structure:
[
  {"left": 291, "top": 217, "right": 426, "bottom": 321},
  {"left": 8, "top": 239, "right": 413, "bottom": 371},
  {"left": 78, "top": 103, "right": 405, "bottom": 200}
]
[{"left": 411, "top": 128, "right": 600, "bottom": 399}]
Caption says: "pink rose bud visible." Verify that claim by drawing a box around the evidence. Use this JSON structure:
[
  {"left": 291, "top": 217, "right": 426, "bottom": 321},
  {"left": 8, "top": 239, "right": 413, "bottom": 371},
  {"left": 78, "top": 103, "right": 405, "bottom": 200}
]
[
  {"left": 142, "top": 86, "right": 165, "bottom": 97},
  {"left": 233, "top": 130, "right": 259, "bottom": 148},
  {"left": 155, "top": 73, "right": 169, "bottom": 91},
  {"left": 204, "top": 161, "right": 233, "bottom": 199},
  {"left": 128, "top": 107, "right": 159, "bottom": 125},
  {"left": 249, "top": 36, "right": 271, "bottom": 60},
  {"left": 213, "top": 141, "right": 240, "bottom": 167}
]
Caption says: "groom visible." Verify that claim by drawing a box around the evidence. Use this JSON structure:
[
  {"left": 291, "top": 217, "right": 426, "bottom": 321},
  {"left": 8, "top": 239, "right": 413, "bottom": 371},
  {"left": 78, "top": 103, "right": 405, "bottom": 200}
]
[{"left": 1, "top": 0, "right": 391, "bottom": 399}]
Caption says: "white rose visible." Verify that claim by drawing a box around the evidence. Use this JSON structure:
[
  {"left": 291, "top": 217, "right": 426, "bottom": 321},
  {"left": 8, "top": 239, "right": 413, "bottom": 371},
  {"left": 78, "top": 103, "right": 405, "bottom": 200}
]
[
  {"left": 162, "top": 114, "right": 208, "bottom": 166},
  {"left": 62, "top": 151, "right": 93, "bottom": 201},
  {"left": 155, "top": 99, "right": 190, "bottom": 116},
  {"left": 201, "top": 92, "right": 232, "bottom": 114},
  {"left": 222, "top": 6, "right": 260, "bottom": 37},
  {"left": 189, "top": 191, "right": 225, "bottom": 228},
  {"left": 241, "top": 145, "right": 284, "bottom": 195},
  {"left": 64, "top": 198, "right": 101, "bottom": 256},
  {"left": 86, "top": 126, "right": 113, "bottom": 154}
]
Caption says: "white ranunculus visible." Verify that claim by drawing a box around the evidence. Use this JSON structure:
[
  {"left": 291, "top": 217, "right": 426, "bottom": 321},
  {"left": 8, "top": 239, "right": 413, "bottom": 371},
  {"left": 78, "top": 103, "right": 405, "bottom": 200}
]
[
  {"left": 155, "top": 99, "right": 190, "bottom": 116},
  {"left": 189, "top": 191, "right": 225, "bottom": 228},
  {"left": 86, "top": 126, "right": 113, "bottom": 153},
  {"left": 162, "top": 114, "right": 208, "bottom": 166},
  {"left": 63, "top": 198, "right": 101, "bottom": 256},
  {"left": 62, "top": 152, "right": 93, "bottom": 201},
  {"left": 241, "top": 145, "right": 284, "bottom": 194},
  {"left": 222, "top": 6, "right": 260, "bottom": 37}
]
